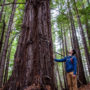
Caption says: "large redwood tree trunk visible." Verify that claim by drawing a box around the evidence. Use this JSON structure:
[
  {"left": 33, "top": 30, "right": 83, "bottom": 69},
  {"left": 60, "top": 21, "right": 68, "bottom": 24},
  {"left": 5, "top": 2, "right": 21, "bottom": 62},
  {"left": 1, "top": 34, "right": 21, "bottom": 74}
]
[{"left": 3, "top": 0, "right": 56, "bottom": 90}]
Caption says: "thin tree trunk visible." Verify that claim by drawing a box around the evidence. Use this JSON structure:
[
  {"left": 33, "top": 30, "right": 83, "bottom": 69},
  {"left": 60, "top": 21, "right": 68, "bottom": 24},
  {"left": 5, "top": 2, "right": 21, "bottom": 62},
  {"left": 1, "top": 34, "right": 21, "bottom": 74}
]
[
  {"left": 0, "top": 17, "right": 6, "bottom": 54},
  {"left": 54, "top": 62, "right": 58, "bottom": 90},
  {"left": 61, "top": 25, "right": 66, "bottom": 89},
  {"left": 85, "top": 18, "right": 90, "bottom": 46},
  {"left": 3, "top": 34, "right": 17, "bottom": 85},
  {"left": 67, "top": 0, "right": 87, "bottom": 87},
  {"left": 0, "top": 0, "right": 17, "bottom": 87},
  {"left": 81, "top": 0, "right": 90, "bottom": 47},
  {"left": 3, "top": 44, "right": 12, "bottom": 85},
  {"left": 56, "top": 64, "right": 63, "bottom": 90},
  {"left": 54, "top": 54, "right": 59, "bottom": 90},
  {"left": 68, "top": 24, "right": 73, "bottom": 49},
  {"left": 0, "top": 0, "right": 5, "bottom": 22},
  {"left": 64, "top": 29, "right": 68, "bottom": 56},
  {"left": 72, "top": 0, "right": 90, "bottom": 73},
  {"left": 3, "top": 0, "right": 56, "bottom": 90},
  {"left": 61, "top": 25, "right": 68, "bottom": 90},
  {"left": 63, "top": 28, "right": 69, "bottom": 90},
  {"left": 87, "top": 0, "right": 90, "bottom": 4}
]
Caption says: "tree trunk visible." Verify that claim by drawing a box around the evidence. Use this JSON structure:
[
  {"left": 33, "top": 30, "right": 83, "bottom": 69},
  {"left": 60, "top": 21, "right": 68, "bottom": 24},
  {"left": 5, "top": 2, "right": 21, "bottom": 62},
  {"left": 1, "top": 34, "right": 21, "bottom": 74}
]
[
  {"left": 3, "top": 0, "right": 56, "bottom": 90},
  {"left": 0, "top": 17, "right": 6, "bottom": 54},
  {"left": 85, "top": 17, "right": 90, "bottom": 46},
  {"left": 0, "top": 0, "right": 6, "bottom": 22},
  {"left": 87, "top": 0, "right": 90, "bottom": 4},
  {"left": 0, "top": 0, "right": 17, "bottom": 87},
  {"left": 63, "top": 28, "right": 69, "bottom": 90},
  {"left": 68, "top": 24, "right": 73, "bottom": 49},
  {"left": 61, "top": 25, "right": 66, "bottom": 89},
  {"left": 61, "top": 25, "right": 68, "bottom": 90},
  {"left": 67, "top": 0, "right": 87, "bottom": 87},
  {"left": 56, "top": 64, "right": 63, "bottom": 90},
  {"left": 81, "top": 0, "right": 90, "bottom": 47},
  {"left": 64, "top": 29, "right": 68, "bottom": 56},
  {"left": 3, "top": 44, "right": 12, "bottom": 85},
  {"left": 3, "top": 34, "right": 17, "bottom": 85},
  {"left": 72, "top": 0, "right": 90, "bottom": 73}
]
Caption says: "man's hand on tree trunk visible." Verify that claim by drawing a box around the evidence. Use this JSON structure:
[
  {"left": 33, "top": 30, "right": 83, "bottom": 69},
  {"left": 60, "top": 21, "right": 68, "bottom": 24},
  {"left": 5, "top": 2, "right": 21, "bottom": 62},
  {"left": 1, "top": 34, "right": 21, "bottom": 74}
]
[{"left": 53, "top": 54, "right": 55, "bottom": 59}]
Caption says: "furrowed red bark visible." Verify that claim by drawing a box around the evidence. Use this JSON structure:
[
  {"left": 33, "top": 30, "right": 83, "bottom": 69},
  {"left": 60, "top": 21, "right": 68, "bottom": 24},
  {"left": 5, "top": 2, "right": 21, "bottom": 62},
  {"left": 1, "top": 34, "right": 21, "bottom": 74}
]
[{"left": 3, "top": 0, "right": 56, "bottom": 90}]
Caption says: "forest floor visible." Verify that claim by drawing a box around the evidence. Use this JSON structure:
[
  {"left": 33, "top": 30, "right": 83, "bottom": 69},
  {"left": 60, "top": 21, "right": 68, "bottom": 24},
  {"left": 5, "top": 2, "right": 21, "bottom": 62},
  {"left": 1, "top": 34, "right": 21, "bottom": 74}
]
[{"left": 78, "top": 84, "right": 90, "bottom": 90}]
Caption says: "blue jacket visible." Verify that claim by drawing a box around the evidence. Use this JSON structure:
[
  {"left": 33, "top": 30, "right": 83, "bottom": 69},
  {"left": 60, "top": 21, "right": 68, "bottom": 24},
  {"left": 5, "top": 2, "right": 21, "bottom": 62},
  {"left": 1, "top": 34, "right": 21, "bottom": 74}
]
[{"left": 54, "top": 56, "right": 77, "bottom": 75}]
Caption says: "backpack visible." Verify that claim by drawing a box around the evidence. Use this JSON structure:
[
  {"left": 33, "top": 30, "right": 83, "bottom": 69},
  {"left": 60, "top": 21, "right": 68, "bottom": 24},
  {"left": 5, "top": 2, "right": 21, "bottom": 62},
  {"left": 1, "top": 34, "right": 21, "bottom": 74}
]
[
  {"left": 70, "top": 58, "right": 73, "bottom": 63},
  {"left": 70, "top": 56, "right": 74, "bottom": 64}
]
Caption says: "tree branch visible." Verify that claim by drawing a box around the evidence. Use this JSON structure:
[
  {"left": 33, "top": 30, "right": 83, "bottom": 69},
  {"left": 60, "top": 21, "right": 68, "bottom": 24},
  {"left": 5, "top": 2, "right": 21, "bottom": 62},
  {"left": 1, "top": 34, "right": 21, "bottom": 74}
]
[
  {"left": 54, "top": 51, "right": 64, "bottom": 56},
  {"left": 0, "top": 2, "right": 26, "bottom": 6}
]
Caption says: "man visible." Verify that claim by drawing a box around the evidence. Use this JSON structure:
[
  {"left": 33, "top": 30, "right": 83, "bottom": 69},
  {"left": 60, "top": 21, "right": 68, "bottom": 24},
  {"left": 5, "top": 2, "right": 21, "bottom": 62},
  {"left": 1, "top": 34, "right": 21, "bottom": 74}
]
[{"left": 54, "top": 49, "right": 78, "bottom": 90}]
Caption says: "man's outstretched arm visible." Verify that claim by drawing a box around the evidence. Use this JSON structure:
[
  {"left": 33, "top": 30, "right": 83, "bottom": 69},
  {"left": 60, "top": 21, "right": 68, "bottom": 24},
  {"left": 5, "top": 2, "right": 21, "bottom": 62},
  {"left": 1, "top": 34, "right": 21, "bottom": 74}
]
[{"left": 54, "top": 56, "right": 67, "bottom": 62}]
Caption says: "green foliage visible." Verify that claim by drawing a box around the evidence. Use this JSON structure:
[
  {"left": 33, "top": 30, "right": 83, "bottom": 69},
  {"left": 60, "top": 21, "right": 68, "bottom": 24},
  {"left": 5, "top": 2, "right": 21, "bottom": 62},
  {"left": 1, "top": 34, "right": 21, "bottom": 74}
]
[
  {"left": 50, "top": 0, "right": 57, "bottom": 9},
  {"left": 79, "top": 5, "right": 90, "bottom": 18},
  {"left": 0, "top": 0, "right": 25, "bottom": 78}
]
